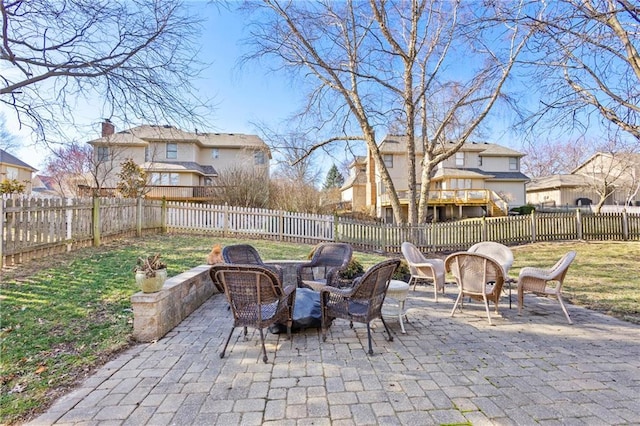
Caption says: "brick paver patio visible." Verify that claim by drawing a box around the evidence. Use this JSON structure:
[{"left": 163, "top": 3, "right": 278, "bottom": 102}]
[{"left": 28, "top": 285, "right": 640, "bottom": 425}]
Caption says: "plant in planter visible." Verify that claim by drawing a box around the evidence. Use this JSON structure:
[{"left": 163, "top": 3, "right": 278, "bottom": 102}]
[
  {"left": 134, "top": 254, "right": 168, "bottom": 293},
  {"left": 333, "top": 257, "right": 365, "bottom": 288},
  {"left": 392, "top": 260, "right": 411, "bottom": 283}
]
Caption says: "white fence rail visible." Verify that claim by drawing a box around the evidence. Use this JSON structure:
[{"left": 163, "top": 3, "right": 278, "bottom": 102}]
[{"left": 3, "top": 197, "right": 640, "bottom": 268}]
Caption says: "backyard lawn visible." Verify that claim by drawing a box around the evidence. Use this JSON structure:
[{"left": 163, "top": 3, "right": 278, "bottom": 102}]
[{"left": 0, "top": 234, "right": 638, "bottom": 424}]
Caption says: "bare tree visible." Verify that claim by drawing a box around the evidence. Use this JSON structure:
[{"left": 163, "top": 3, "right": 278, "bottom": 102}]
[
  {"left": 0, "top": 113, "right": 18, "bottom": 152},
  {"left": 574, "top": 150, "right": 640, "bottom": 213},
  {"left": 519, "top": 0, "right": 640, "bottom": 143},
  {"left": 521, "top": 137, "right": 594, "bottom": 178},
  {"left": 268, "top": 178, "right": 322, "bottom": 213},
  {"left": 258, "top": 126, "right": 322, "bottom": 185},
  {"left": 213, "top": 165, "right": 269, "bottom": 208},
  {"left": 0, "top": 0, "right": 210, "bottom": 143},
  {"left": 241, "top": 0, "right": 533, "bottom": 223},
  {"left": 42, "top": 139, "right": 129, "bottom": 197}
]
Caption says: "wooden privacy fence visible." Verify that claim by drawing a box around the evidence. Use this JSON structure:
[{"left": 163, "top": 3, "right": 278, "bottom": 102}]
[{"left": 2, "top": 197, "right": 640, "bottom": 267}]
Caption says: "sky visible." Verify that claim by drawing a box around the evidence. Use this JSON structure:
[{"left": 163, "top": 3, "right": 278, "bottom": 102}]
[
  {"left": 3, "top": 2, "right": 527, "bottom": 176},
  {"left": 3, "top": 3, "right": 308, "bottom": 172}
]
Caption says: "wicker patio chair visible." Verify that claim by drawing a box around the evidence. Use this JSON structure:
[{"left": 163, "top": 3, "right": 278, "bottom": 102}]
[
  {"left": 211, "top": 264, "right": 296, "bottom": 363},
  {"left": 401, "top": 242, "right": 446, "bottom": 301},
  {"left": 297, "top": 242, "right": 353, "bottom": 289},
  {"left": 320, "top": 258, "right": 400, "bottom": 355},
  {"left": 468, "top": 241, "right": 515, "bottom": 306},
  {"left": 221, "top": 244, "right": 283, "bottom": 282},
  {"left": 445, "top": 252, "right": 505, "bottom": 325},
  {"left": 468, "top": 241, "right": 514, "bottom": 279},
  {"left": 517, "top": 251, "right": 576, "bottom": 324}
]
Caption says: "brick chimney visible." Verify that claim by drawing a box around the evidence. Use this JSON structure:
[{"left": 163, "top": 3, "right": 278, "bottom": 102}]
[{"left": 101, "top": 119, "right": 115, "bottom": 137}]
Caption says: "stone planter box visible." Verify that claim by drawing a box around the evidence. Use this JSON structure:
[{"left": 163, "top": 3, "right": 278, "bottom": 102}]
[{"left": 131, "top": 265, "right": 218, "bottom": 342}]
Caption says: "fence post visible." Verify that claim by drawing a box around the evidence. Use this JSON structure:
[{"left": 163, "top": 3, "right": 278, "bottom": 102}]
[
  {"left": 279, "top": 210, "right": 284, "bottom": 242},
  {"left": 333, "top": 213, "right": 339, "bottom": 242},
  {"left": 92, "top": 196, "right": 101, "bottom": 246},
  {"left": 136, "top": 197, "right": 143, "bottom": 237},
  {"left": 161, "top": 198, "right": 167, "bottom": 234},
  {"left": 481, "top": 216, "right": 487, "bottom": 241},
  {"left": 530, "top": 210, "right": 536, "bottom": 243},
  {"left": 0, "top": 197, "right": 4, "bottom": 269},
  {"left": 576, "top": 209, "right": 583, "bottom": 240},
  {"left": 622, "top": 209, "right": 629, "bottom": 241},
  {"left": 223, "top": 203, "right": 229, "bottom": 238},
  {"left": 66, "top": 198, "right": 73, "bottom": 252}
]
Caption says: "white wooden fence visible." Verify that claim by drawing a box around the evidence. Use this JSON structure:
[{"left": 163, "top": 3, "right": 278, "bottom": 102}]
[{"left": 2, "top": 197, "right": 640, "bottom": 267}]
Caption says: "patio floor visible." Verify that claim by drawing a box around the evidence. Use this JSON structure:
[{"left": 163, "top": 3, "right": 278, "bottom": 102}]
[{"left": 28, "top": 284, "right": 640, "bottom": 425}]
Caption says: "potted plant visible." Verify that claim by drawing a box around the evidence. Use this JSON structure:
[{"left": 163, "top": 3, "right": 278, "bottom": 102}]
[{"left": 134, "top": 254, "right": 167, "bottom": 293}]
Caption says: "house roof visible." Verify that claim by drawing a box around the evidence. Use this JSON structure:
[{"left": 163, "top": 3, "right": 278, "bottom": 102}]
[
  {"left": 570, "top": 151, "right": 640, "bottom": 175},
  {"left": 0, "top": 149, "right": 37, "bottom": 171},
  {"left": 526, "top": 174, "right": 589, "bottom": 191},
  {"left": 432, "top": 167, "right": 529, "bottom": 181},
  {"left": 142, "top": 161, "right": 218, "bottom": 177},
  {"left": 378, "top": 135, "right": 524, "bottom": 157},
  {"left": 88, "top": 125, "right": 270, "bottom": 156}
]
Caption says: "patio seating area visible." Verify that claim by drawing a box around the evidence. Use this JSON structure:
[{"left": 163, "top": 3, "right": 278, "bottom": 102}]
[{"left": 30, "top": 279, "right": 640, "bottom": 425}]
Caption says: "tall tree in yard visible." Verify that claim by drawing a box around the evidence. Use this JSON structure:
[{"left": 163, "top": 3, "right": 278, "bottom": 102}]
[
  {"left": 323, "top": 164, "right": 344, "bottom": 190},
  {"left": 117, "top": 159, "right": 148, "bottom": 198},
  {"left": 0, "top": 0, "right": 208, "bottom": 144},
  {"left": 241, "top": 0, "right": 535, "bottom": 223},
  {"left": 517, "top": 0, "right": 640, "bottom": 145}
]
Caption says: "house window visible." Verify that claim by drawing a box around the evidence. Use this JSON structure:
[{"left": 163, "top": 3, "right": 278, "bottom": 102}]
[
  {"left": 150, "top": 173, "right": 179, "bottom": 185},
  {"left": 212, "top": 148, "right": 219, "bottom": 159},
  {"left": 455, "top": 152, "right": 464, "bottom": 167},
  {"left": 6, "top": 166, "right": 18, "bottom": 179},
  {"left": 254, "top": 150, "right": 265, "bottom": 165},
  {"left": 509, "top": 157, "right": 518, "bottom": 171},
  {"left": 145, "top": 147, "right": 150, "bottom": 162},
  {"left": 97, "top": 146, "right": 110, "bottom": 162},
  {"left": 166, "top": 143, "right": 177, "bottom": 159},
  {"left": 478, "top": 156, "right": 483, "bottom": 167},
  {"left": 383, "top": 154, "right": 393, "bottom": 168}
]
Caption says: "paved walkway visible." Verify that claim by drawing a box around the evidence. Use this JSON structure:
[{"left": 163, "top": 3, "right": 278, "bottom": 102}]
[{"left": 28, "top": 286, "right": 640, "bottom": 425}]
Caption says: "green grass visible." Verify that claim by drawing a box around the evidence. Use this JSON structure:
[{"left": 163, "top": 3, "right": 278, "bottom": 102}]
[{"left": 0, "top": 235, "right": 638, "bottom": 424}]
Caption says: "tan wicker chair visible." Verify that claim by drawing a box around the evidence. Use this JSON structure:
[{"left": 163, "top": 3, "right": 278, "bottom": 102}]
[
  {"left": 401, "top": 242, "right": 445, "bottom": 301},
  {"left": 445, "top": 252, "right": 505, "bottom": 325},
  {"left": 297, "top": 242, "right": 353, "bottom": 289},
  {"left": 320, "top": 259, "right": 400, "bottom": 355},
  {"left": 517, "top": 251, "right": 576, "bottom": 324},
  {"left": 468, "top": 241, "right": 514, "bottom": 279},
  {"left": 211, "top": 264, "right": 296, "bottom": 363}
]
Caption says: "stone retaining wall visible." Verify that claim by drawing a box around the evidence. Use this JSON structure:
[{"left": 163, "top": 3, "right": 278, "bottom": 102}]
[{"left": 131, "top": 264, "right": 218, "bottom": 342}]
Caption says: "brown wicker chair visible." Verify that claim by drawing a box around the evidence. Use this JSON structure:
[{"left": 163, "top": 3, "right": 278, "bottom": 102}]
[
  {"left": 221, "top": 244, "right": 283, "bottom": 283},
  {"left": 445, "top": 252, "right": 505, "bottom": 325},
  {"left": 297, "top": 242, "right": 353, "bottom": 289},
  {"left": 517, "top": 251, "right": 576, "bottom": 324},
  {"left": 320, "top": 259, "right": 400, "bottom": 355},
  {"left": 401, "top": 242, "right": 446, "bottom": 301},
  {"left": 211, "top": 264, "right": 296, "bottom": 363}
]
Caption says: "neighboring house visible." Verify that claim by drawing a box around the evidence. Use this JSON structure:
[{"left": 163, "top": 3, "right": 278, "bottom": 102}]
[
  {"left": 526, "top": 152, "right": 640, "bottom": 208},
  {"left": 86, "top": 120, "right": 271, "bottom": 201},
  {"left": 0, "top": 148, "right": 37, "bottom": 194},
  {"left": 342, "top": 135, "right": 529, "bottom": 222},
  {"left": 340, "top": 156, "right": 368, "bottom": 213}
]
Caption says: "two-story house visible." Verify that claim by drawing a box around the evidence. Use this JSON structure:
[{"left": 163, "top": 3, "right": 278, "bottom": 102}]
[
  {"left": 0, "top": 149, "right": 37, "bottom": 195},
  {"left": 526, "top": 152, "right": 640, "bottom": 209},
  {"left": 86, "top": 120, "right": 271, "bottom": 201},
  {"left": 342, "top": 135, "right": 529, "bottom": 222}
]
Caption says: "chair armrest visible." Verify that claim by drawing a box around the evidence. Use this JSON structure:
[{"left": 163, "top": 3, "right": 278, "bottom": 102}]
[{"left": 320, "top": 285, "right": 353, "bottom": 298}]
